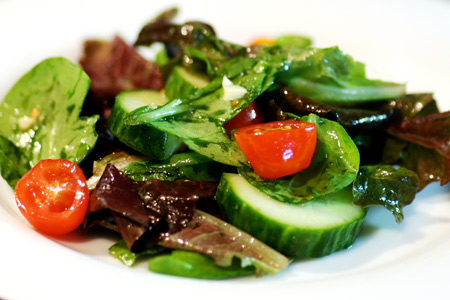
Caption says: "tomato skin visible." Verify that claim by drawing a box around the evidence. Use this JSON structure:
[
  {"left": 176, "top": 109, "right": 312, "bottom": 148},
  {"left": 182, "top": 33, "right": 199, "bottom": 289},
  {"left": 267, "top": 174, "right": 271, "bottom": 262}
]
[
  {"left": 15, "top": 159, "right": 89, "bottom": 235},
  {"left": 249, "top": 37, "right": 275, "bottom": 46},
  {"left": 223, "top": 101, "right": 265, "bottom": 138},
  {"left": 234, "top": 120, "right": 316, "bottom": 180}
]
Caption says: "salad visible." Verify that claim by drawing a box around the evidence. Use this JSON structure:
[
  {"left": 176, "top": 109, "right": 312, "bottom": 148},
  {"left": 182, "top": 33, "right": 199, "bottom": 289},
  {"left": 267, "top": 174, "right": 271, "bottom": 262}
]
[{"left": 0, "top": 7, "right": 449, "bottom": 279}]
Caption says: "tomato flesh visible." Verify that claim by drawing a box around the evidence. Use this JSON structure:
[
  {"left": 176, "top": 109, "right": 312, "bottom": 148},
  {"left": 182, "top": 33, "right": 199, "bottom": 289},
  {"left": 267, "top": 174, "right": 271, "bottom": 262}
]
[
  {"left": 15, "top": 158, "right": 89, "bottom": 235},
  {"left": 223, "top": 101, "right": 265, "bottom": 138},
  {"left": 234, "top": 120, "right": 316, "bottom": 179}
]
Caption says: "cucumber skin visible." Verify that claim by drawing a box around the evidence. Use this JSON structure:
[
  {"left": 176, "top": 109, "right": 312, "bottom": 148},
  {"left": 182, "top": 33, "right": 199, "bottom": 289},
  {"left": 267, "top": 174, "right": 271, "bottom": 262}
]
[
  {"left": 215, "top": 174, "right": 366, "bottom": 258},
  {"left": 108, "top": 99, "right": 181, "bottom": 161}
]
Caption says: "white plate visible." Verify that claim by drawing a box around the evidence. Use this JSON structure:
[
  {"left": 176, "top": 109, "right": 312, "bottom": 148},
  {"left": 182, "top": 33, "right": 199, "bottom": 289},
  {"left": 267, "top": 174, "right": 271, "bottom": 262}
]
[{"left": 1, "top": 0, "right": 450, "bottom": 299}]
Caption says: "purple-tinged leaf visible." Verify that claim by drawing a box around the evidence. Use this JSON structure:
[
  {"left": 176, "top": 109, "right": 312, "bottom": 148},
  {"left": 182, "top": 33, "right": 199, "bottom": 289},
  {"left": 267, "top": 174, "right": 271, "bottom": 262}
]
[
  {"left": 85, "top": 164, "right": 218, "bottom": 251},
  {"left": 89, "top": 164, "right": 149, "bottom": 226},
  {"left": 135, "top": 180, "right": 218, "bottom": 235},
  {"left": 87, "top": 164, "right": 149, "bottom": 249},
  {"left": 159, "top": 210, "right": 290, "bottom": 276},
  {"left": 79, "top": 35, "right": 163, "bottom": 134},
  {"left": 388, "top": 111, "right": 450, "bottom": 159},
  {"left": 80, "top": 36, "right": 163, "bottom": 99},
  {"left": 383, "top": 93, "right": 438, "bottom": 119},
  {"left": 400, "top": 142, "right": 450, "bottom": 190}
]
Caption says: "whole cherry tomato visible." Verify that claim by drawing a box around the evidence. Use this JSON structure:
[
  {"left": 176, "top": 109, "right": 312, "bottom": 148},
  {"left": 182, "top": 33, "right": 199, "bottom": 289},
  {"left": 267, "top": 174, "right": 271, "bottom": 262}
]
[
  {"left": 223, "top": 101, "right": 265, "bottom": 138},
  {"left": 234, "top": 120, "right": 316, "bottom": 179},
  {"left": 15, "top": 158, "right": 89, "bottom": 235}
]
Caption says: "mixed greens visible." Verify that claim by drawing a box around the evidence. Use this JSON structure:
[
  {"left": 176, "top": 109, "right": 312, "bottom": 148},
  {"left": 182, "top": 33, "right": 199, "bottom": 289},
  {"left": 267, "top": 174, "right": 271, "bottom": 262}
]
[{"left": 1, "top": 8, "right": 450, "bottom": 279}]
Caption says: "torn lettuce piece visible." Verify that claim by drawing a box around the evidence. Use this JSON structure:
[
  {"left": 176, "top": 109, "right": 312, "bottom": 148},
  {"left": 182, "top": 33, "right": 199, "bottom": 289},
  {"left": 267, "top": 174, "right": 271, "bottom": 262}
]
[
  {"left": 148, "top": 250, "right": 255, "bottom": 279},
  {"left": 0, "top": 57, "right": 98, "bottom": 178},
  {"left": 382, "top": 137, "right": 450, "bottom": 191},
  {"left": 383, "top": 93, "right": 439, "bottom": 119},
  {"left": 123, "top": 151, "right": 234, "bottom": 182},
  {"left": 159, "top": 210, "right": 290, "bottom": 276},
  {"left": 86, "top": 151, "right": 230, "bottom": 190},
  {"left": 276, "top": 46, "right": 406, "bottom": 103},
  {"left": 0, "top": 136, "right": 29, "bottom": 187},
  {"left": 80, "top": 36, "right": 163, "bottom": 99},
  {"left": 134, "top": 7, "right": 245, "bottom": 72},
  {"left": 109, "top": 238, "right": 252, "bottom": 280},
  {"left": 388, "top": 111, "right": 450, "bottom": 160},
  {"left": 109, "top": 239, "right": 165, "bottom": 267},
  {"left": 352, "top": 165, "right": 420, "bottom": 223},
  {"left": 382, "top": 110, "right": 450, "bottom": 190},
  {"left": 275, "top": 35, "right": 312, "bottom": 48}
]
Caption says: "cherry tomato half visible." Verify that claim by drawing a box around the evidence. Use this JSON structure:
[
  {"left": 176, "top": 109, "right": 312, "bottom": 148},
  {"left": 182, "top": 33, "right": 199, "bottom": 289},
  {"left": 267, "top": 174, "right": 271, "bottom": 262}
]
[
  {"left": 15, "top": 158, "right": 89, "bottom": 235},
  {"left": 223, "top": 101, "right": 265, "bottom": 138},
  {"left": 234, "top": 120, "right": 316, "bottom": 180}
]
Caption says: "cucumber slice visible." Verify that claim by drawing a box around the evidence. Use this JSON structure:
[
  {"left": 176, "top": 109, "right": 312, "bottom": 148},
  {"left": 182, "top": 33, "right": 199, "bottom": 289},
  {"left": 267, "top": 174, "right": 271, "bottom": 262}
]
[
  {"left": 216, "top": 173, "right": 366, "bottom": 258},
  {"left": 108, "top": 89, "right": 184, "bottom": 160},
  {"left": 165, "top": 66, "right": 210, "bottom": 100}
]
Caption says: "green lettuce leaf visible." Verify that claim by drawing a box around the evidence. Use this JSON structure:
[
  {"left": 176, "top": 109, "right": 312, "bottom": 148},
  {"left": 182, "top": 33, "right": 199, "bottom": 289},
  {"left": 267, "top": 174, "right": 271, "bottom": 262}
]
[
  {"left": 275, "top": 35, "right": 312, "bottom": 48},
  {"left": 86, "top": 151, "right": 232, "bottom": 190},
  {"left": 0, "top": 136, "right": 28, "bottom": 187},
  {"left": 276, "top": 47, "right": 406, "bottom": 103},
  {"left": 148, "top": 250, "right": 255, "bottom": 279},
  {"left": 0, "top": 57, "right": 98, "bottom": 182},
  {"left": 109, "top": 239, "right": 165, "bottom": 267},
  {"left": 123, "top": 151, "right": 234, "bottom": 182},
  {"left": 352, "top": 165, "right": 420, "bottom": 223}
]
